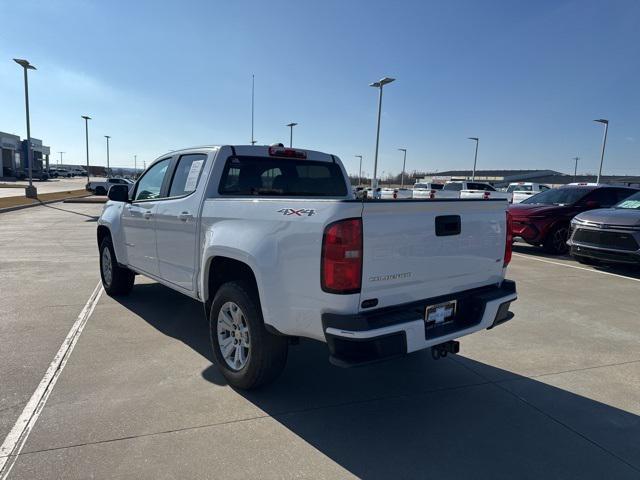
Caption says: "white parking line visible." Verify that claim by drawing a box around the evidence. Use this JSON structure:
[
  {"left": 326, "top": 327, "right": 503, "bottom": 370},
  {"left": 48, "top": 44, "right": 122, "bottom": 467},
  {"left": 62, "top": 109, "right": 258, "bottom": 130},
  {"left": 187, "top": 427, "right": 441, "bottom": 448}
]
[
  {"left": 513, "top": 253, "right": 640, "bottom": 283},
  {"left": 0, "top": 282, "right": 103, "bottom": 479}
]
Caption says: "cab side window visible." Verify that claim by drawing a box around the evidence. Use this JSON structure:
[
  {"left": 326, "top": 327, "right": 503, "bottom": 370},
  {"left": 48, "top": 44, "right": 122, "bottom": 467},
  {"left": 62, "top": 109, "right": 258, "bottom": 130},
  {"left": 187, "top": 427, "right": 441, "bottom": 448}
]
[
  {"left": 134, "top": 158, "right": 170, "bottom": 201},
  {"left": 168, "top": 154, "right": 207, "bottom": 197}
]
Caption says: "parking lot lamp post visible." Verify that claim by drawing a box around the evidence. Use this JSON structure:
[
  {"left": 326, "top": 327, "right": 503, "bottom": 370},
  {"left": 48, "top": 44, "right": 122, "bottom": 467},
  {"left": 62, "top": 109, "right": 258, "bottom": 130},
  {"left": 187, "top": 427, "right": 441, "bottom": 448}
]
[
  {"left": 81, "top": 116, "right": 91, "bottom": 185},
  {"left": 370, "top": 77, "right": 395, "bottom": 198},
  {"left": 13, "top": 58, "right": 37, "bottom": 198},
  {"left": 58, "top": 151, "right": 65, "bottom": 167},
  {"left": 134, "top": 155, "right": 137, "bottom": 178},
  {"left": 468, "top": 137, "right": 479, "bottom": 181},
  {"left": 573, "top": 156, "right": 579, "bottom": 182},
  {"left": 286, "top": 122, "right": 298, "bottom": 148},
  {"left": 104, "top": 136, "right": 111, "bottom": 178},
  {"left": 354, "top": 155, "right": 363, "bottom": 185},
  {"left": 594, "top": 119, "right": 609, "bottom": 184},
  {"left": 398, "top": 148, "right": 407, "bottom": 188}
]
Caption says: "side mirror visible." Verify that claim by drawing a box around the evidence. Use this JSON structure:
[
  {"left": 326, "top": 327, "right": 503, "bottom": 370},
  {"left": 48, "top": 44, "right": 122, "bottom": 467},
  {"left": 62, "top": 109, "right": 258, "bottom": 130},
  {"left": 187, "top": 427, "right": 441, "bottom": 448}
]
[
  {"left": 108, "top": 184, "right": 130, "bottom": 202},
  {"left": 585, "top": 200, "right": 600, "bottom": 209}
]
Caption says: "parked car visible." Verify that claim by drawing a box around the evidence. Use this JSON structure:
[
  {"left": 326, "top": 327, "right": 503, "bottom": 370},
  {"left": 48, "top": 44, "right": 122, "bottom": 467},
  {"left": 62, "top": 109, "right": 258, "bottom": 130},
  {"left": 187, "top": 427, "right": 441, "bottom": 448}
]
[
  {"left": 506, "top": 182, "right": 551, "bottom": 203},
  {"left": 57, "top": 168, "right": 73, "bottom": 178},
  {"left": 509, "top": 185, "right": 639, "bottom": 254},
  {"left": 567, "top": 191, "right": 640, "bottom": 266},
  {"left": 380, "top": 187, "right": 413, "bottom": 199},
  {"left": 412, "top": 182, "right": 443, "bottom": 199},
  {"left": 87, "top": 177, "right": 133, "bottom": 195},
  {"left": 436, "top": 181, "right": 511, "bottom": 200},
  {"left": 97, "top": 144, "right": 517, "bottom": 389}
]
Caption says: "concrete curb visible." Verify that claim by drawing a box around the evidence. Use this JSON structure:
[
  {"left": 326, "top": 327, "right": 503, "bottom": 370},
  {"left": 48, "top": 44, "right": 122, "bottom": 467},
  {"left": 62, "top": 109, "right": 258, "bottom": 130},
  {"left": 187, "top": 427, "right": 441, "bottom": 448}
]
[{"left": 0, "top": 195, "right": 94, "bottom": 214}]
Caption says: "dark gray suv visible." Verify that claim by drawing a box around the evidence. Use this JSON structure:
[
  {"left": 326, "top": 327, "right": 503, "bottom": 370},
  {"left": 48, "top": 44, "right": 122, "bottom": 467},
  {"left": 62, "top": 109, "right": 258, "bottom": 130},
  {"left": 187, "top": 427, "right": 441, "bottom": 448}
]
[{"left": 568, "top": 190, "right": 640, "bottom": 266}]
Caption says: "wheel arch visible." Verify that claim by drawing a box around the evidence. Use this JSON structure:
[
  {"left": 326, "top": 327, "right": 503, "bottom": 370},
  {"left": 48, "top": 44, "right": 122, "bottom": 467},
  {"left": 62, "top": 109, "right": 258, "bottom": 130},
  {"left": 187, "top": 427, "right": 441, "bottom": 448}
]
[
  {"left": 205, "top": 256, "right": 261, "bottom": 311},
  {"left": 97, "top": 225, "right": 111, "bottom": 248}
]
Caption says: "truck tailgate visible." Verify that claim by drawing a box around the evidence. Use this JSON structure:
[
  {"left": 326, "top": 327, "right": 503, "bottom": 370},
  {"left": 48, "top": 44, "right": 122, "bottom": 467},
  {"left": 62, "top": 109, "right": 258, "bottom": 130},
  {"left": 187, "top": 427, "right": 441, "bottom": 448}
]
[{"left": 360, "top": 199, "right": 508, "bottom": 310}]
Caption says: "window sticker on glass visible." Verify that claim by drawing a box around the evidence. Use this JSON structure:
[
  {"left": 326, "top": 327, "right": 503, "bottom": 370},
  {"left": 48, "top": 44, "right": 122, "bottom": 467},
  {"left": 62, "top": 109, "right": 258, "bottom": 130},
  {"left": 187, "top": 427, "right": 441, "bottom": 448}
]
[
  {"left": 618, "top": 200, "right": 640, "bottom": 209},
  {"left": 184, "top": 159, "right": 204, "bottom": 192}
]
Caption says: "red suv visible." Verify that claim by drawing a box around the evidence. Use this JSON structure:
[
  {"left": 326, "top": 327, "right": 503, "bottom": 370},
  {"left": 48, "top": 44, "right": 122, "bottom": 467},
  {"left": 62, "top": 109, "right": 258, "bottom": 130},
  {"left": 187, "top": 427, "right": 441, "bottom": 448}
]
[{"left": 508, "top": 185, "right": 638, "bottom": 254}]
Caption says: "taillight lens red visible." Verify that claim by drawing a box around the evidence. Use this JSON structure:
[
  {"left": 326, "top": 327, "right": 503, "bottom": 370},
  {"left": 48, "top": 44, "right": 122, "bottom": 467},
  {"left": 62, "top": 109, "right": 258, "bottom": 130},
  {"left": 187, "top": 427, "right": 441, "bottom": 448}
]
[
  {"left": 321, "top": 218, "right": 362, "bottom": 294},
  {"left": 504, "top": 212, "right": 513, "bottom": 267},
  {"left": 268, "top": 146, "right": 307, "bottom": 159}
]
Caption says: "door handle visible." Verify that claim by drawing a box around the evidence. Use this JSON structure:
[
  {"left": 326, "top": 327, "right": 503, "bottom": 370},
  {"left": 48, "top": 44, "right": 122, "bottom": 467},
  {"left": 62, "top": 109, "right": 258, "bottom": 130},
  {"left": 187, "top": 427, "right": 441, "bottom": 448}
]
[
  {"left": 178, "top": 211, "right": 193, "bottom": 222},
  {"left": 143, "top": 211, "right": 153, "bottom": 219}
]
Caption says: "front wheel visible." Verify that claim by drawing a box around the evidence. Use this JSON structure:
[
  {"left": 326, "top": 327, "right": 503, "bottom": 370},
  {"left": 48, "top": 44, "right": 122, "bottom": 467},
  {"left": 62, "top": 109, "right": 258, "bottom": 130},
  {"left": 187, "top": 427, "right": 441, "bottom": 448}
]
[
  {"left": 543, "top": 224, "right": 570, "bottom": 254},
  {"left": 99, "top": 237, "right": 135, "bottom": 296},
  {"left": 209, "top": 282, "right": 288, "bottom": 390}
]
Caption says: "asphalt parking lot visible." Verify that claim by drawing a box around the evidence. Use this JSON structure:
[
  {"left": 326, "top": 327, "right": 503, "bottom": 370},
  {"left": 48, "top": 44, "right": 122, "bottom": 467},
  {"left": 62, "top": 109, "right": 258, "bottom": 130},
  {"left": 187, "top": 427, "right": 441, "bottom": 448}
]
[{"left": 1, "top": 203, "right": 639, "bottom": 479}]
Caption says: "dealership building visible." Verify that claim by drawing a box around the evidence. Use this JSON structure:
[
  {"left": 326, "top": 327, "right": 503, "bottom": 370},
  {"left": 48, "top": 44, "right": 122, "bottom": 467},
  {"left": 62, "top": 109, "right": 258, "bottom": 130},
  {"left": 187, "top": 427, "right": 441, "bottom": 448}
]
[{"left": 0, "top": 131, "right": 50, "bottom": 179}]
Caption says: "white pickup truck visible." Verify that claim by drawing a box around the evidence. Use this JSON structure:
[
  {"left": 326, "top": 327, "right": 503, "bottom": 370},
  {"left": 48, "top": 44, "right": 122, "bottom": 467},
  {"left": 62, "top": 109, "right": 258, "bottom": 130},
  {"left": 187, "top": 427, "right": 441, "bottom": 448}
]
[
  {"left": 97, "top": 145, "right": 517, "bottom": 389},
  {"left": 506, "top": 182, "right": 550, "bottom": 203},
  {"left": 437, "top": 181, "right": 512, "bottom": 201}
]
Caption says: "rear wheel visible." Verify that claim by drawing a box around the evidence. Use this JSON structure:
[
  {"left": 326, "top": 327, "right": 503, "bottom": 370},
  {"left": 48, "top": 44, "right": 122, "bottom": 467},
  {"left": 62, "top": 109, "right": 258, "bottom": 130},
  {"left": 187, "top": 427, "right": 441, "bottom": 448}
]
[
  {"left": 543, "top": 224, "right": 570, "bottom": 254},
  {"left": 99, "top": 237, "right": 134, "bottom": 296},
  {"left": 209, "top": 282, "right": 288, "bottom": 390}
]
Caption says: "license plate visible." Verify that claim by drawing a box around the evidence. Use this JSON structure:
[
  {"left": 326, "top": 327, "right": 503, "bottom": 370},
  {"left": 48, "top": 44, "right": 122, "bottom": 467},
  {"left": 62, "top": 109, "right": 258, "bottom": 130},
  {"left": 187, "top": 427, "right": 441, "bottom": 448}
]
[{"left": 425, "top": 300, "right": 457, "bottom": 328}]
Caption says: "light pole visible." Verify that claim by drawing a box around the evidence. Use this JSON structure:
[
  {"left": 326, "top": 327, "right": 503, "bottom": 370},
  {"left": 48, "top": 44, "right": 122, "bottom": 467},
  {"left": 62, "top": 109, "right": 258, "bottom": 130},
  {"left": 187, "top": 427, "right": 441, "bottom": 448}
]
[
  {"left": 58, "top": 151, "right": 65, "bottom": 166},
  {"left": 354, "top": 155, "right": 363, "bottom": 185},
  {"left": 134, "top": 155, "right": 137, "bottom": 178},
  {"left": 251, "top": 74, "right": 256, "bottom": 145},
  {"left": 81, "top": 116, "right": 91, "bottom": 185},
  {"left": 594, "top": 119, "right": 609, "bottom": 184},
  {"left": 370, "top": 76, "right": 395, "bottom": 197},
  {"left": 398, "top": 148, "right": 407, "bottom": 188},
  {"left": 104, "top": 136, "right": 111, "bottom": 178},
  {"left": 286, "top": 122, "right": 298, "bottom": 148},
  {"left": 14, "top": 58, "right": 37, "bottom": 198},
  {"left": 573, "top": 156, "right": 580, "bottom": 182},
  {"left": 468, "top": 137, "right": 479, "bottom": 181}
]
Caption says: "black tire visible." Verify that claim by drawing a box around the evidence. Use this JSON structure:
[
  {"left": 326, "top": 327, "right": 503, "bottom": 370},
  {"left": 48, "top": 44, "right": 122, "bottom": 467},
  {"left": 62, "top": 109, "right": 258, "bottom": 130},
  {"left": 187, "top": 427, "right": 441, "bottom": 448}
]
[
  {"left": 95, "top": 186, "right": 107, "bottom": 196},
  {"left": 543, "top": 224, "right": 570, "bottom": 254},
  {"left": 209, "top": 282, "right": 288, "bottom": 390},
  {"left": 99, "top": 236, "right": 135, "bottom": 296},
  {"left": 574, "top": 255, "right": 600, "bottom": 266}
]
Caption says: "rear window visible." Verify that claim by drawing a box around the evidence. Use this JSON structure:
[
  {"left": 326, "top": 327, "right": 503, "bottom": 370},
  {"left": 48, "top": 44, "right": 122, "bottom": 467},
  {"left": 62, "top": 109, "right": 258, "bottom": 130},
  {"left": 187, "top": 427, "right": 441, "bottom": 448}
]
[
  {"left": 431, "top": 183, "right": 444, "bottom": 190},
  {"left": 521, "top": 187, "right": 591, "bottom": 205},
  {"left": 218, "top": 156, "right": 347, "bottom": 197},
  {"left": 467, "top": 182, "right": 495, "bottom": 191}
]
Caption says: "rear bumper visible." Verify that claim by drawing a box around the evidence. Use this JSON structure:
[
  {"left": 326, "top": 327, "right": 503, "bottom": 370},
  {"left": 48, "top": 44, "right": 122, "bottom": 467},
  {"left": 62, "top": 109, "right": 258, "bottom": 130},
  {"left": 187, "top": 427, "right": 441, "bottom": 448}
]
[{"left": 323, "top": 280, "right": 517, "bottom": 367}]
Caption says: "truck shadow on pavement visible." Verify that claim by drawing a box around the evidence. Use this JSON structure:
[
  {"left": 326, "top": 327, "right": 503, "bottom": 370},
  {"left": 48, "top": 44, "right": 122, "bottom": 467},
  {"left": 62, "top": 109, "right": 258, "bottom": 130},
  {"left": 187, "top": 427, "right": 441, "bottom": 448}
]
[{"left": 116, "top": 282, "right": 640, "bottom": 479}]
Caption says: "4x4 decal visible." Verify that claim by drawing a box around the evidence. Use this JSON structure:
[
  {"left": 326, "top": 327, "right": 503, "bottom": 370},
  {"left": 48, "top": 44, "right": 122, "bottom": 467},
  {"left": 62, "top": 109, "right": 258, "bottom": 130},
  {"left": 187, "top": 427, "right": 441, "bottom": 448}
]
[{"left": 277, "top": 208, "right": 316, "bottom": 217}]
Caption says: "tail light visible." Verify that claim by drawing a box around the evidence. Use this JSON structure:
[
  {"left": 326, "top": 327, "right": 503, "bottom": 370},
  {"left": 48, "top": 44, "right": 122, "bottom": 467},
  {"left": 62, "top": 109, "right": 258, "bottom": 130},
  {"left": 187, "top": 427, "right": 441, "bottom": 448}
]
[
  {"left": 268, "top": 146, "right": 307, "bottom": 159},
  {"left": 504, "top": 212, "right": 513, "bottom": 267},
  {"left": 321, "top": 218, "right": 362, "bottom": 294}
]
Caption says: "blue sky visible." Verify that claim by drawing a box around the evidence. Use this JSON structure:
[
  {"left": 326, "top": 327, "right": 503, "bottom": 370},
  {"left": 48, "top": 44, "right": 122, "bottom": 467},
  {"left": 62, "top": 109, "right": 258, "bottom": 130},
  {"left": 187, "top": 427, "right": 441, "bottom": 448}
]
[{"left": 1, "top": 0, "right": 639, "bottom": 176}]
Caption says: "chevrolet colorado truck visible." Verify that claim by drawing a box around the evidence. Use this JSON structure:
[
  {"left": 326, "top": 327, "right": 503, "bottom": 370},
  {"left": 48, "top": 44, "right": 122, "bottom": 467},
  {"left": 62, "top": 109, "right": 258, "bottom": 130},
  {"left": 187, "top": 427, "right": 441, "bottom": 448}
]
[{"left": 97, "top": 145, "right": 517, "bottom": 389}]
